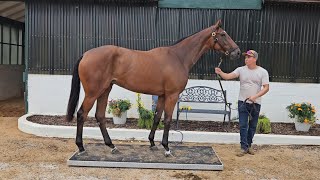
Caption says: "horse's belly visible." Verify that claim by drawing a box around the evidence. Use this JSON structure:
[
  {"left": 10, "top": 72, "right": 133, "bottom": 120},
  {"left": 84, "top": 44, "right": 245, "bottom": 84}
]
[{"left": 114, "top": 79, "right": 164, "bottom": 96}]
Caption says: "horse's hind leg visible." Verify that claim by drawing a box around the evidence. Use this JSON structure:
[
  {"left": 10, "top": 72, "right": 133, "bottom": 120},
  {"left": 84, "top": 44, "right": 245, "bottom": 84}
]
[
  {"left": 76, "top": 96, "right": 96, "bottom": 154},
  {"left": 95, "top": 86, "right": 118, "bottom": 153},
  {"left": 148, "top": 95, "right": 165, "bottom": 149}
]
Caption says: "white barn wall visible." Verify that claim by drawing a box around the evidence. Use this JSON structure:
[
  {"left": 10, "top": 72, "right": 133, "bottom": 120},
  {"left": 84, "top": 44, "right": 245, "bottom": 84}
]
[
  {"left": 28, "top": 74, "right": 320, "bottom": 123},
  {"left": 27, "top": 74, "right": 152, "bottom": 119}
]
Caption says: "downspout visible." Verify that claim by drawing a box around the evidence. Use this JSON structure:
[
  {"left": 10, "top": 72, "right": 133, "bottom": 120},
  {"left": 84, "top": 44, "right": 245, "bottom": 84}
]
[{"left": 24, "top": 2, "right": 29, "bottom": 114}]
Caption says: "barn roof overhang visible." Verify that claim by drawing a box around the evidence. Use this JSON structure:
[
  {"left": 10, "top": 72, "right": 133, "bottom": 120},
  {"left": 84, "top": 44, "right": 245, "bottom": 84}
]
[
  {"left": 265, "top": 0, "right": 320, "bottom": 3},
  {"left": 0, "top": 0, "right": 319, "bottom": 24},
  {"left": 0, "top": 1, "right": 25, "bottom": 23},
  {"left": 0, "top": 0, "right": 159, "bottom": 23}
]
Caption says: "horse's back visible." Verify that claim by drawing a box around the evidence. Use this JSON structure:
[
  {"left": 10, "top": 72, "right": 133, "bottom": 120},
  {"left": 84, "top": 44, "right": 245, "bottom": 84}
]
[{"left": 79, "top": 44, "right": 187, "bottom": 95}]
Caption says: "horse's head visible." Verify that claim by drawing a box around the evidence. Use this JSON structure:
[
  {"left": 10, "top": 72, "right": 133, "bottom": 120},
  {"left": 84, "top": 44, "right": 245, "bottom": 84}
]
[{"left": 209, "top": 20, "right": 240, "bottom": 60}]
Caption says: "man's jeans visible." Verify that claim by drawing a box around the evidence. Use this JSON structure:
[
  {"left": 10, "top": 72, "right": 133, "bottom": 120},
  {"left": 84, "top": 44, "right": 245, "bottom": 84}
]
[{"left": 238, "top": 100, "right": 261, "bottom": 151}]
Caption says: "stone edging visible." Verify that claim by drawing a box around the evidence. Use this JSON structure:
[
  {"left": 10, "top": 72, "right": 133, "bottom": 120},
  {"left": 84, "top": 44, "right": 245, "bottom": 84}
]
[{"left": 18, "top": 114, "right": 320, "bottom": 145}]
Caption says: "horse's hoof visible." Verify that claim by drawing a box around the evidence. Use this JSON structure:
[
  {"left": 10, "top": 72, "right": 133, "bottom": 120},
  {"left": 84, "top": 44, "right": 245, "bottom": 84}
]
[
  {"left": 149, "top": 145, "right": 158, "bottom": 151},
  {"left": 111, "top": 147, "right": 119, "bottom": 154},
  {"left": 164, "top": 150, "right": 173, "bottom": 157},
  {"left": 77, "top": 150, "right": 86, "bottom": 156}
]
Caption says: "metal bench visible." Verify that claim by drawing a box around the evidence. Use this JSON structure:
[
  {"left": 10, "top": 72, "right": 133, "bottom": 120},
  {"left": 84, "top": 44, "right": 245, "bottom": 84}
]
[{"left": 175, "top": 86, "right": 232, "bottom": 129}]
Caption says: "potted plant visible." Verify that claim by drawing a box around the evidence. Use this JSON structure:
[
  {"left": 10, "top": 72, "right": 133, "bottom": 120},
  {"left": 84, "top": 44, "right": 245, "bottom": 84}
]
[
  {"left": 286, "top": 102, "right": 316, "bottom": 132},
  {"left": 107, "top": 99, "right": 132, "bottom": 124}
]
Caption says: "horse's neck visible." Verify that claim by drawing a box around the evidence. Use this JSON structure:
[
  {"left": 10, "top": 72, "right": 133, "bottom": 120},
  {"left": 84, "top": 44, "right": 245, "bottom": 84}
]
[{"left": 172, "top": 27, "right": 212, "bottom": 71}]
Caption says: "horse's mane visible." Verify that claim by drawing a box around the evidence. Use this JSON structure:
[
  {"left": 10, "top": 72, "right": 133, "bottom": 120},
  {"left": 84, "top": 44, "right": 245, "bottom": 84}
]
[{"left": 172, "top": 31, "right": 198, "bottom": 45}]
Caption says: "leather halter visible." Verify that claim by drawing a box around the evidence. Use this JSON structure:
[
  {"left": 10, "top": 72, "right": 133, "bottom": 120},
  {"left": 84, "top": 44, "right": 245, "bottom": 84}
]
[{"left": 211, "top": 30, "right": 238, "bottom": 56}]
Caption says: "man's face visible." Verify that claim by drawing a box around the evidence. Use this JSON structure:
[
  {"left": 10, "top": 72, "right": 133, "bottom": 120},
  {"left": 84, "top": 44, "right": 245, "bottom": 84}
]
[{"left": 245, "top": 55, "right": 256, "bottom": 65}]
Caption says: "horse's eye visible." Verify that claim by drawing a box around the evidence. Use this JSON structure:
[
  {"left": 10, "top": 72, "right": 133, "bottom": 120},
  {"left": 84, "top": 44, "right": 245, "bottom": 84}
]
[{"left": 221, "top": 34, "right": 226, "bottom": 36}]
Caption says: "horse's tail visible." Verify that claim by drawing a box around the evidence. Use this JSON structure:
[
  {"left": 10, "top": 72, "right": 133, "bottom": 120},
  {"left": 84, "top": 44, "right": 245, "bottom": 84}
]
[{"left": 66, "top": 56, "right": 82, "bottom": 122}]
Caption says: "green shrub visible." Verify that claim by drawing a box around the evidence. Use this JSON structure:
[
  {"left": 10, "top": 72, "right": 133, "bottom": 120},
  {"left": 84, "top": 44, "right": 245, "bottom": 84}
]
[
  {"left": 136, "top": 94, "right": 164, "bottom": 129},
  {"left": 256, "top": 114, "right": 271, "bottom": 134}
]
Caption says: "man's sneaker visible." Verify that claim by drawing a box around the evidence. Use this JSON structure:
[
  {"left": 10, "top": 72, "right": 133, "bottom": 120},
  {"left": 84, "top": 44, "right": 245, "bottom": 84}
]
[
  {"left": 247, "top": 147, "right": 255, "bottom": 155},
  {"left": 236, "top": 149, "right": 247, "bottom": 157}
]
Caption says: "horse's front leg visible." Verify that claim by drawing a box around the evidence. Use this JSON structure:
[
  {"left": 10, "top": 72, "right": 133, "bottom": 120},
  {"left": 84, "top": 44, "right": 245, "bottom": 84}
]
[
  {"left": 149, "top": 95, "right": 164, "bottom": 149},
  {"left": 162, "top": 94, "right": 179, "bottom": 157}
]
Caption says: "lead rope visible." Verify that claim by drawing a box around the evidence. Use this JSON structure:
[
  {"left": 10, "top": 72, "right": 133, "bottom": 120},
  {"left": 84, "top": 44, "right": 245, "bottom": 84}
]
[
  {"left": 217, "top": 56, "right": 230, "bottom": 109},
  {"left": 216, "top": 56, "right": 233, "bottom": 130}
]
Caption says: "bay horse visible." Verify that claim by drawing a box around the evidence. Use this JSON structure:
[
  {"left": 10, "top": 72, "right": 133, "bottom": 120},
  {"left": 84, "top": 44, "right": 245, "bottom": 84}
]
[{"left": 66, "top": 19, "right": 240, "bottom": 156}]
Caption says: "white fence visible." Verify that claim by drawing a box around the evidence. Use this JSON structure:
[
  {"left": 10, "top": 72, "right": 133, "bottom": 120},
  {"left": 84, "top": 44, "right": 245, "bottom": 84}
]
[{"left": 28, "top": 74, "right": 320, "bottom": 123}]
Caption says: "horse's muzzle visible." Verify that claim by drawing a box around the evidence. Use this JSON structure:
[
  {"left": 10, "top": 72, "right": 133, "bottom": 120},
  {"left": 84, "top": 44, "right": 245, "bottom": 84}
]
[{"left": 229, "top": 48, "right": 241, "bottom": 60}]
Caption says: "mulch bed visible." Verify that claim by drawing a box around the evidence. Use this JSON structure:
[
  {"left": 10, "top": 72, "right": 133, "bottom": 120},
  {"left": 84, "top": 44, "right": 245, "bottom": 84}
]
[{"left": 27, "top": 115, "right": 320, "bottom": 136}]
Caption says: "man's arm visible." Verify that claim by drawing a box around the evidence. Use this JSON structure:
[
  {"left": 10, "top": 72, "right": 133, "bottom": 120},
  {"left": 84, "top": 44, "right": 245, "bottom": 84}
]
[
  {"left": 215, "top": 67, "right": 238, "bottom": 80},
  {"left": 248, "top": 84, "right": 270, "bottom": 102}
]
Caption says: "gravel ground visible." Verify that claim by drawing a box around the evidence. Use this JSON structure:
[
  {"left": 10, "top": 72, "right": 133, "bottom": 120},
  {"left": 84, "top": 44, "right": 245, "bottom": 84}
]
[
  {"left": 1, "top": 98, "right": 320, "bottom": 179},
  {"left": 1, "top": 117, "right": 320, "bottom": 180}
]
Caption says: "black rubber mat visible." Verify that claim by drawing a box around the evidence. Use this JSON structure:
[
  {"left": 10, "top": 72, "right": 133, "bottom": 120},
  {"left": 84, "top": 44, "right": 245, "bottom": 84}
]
[{"left": 67, "top": 143, "right": 223, "bottom": 170}]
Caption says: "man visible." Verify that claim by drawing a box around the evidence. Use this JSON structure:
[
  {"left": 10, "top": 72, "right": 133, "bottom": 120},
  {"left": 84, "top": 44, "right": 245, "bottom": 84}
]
[{"left": 215, "top": 50, "right": 269, "bottom": 157}]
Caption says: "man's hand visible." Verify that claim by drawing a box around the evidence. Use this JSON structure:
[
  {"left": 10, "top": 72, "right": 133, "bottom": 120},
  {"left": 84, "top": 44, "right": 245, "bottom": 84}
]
[
  {"left": 215, "top": 67, "right": 222, "bottom": 75},
  {"left": 248, "top": 84, "right": 269, "bottom": 103},
  {"left": 247, "top": 96, "right": 257, "bottom": 103},
  {"left": 214, "top": 68, "right": 238, "bottom": 80}
]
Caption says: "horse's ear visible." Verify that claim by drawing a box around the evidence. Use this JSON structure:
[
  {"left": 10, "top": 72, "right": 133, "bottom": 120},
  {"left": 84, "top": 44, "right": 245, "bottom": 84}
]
[{"left": 214, "top": 19, "right": 222, "bottom": 29}]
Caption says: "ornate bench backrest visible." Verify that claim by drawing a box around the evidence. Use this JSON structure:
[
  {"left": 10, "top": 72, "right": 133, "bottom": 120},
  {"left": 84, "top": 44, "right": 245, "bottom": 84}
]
[{"left": 178, "top": 86, "right": 226, "bottom": 103}]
